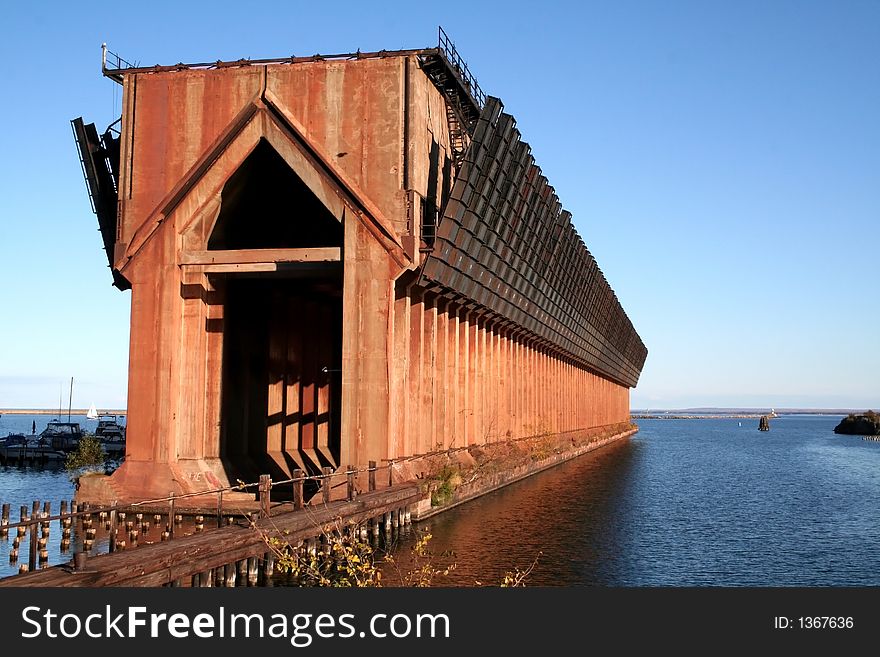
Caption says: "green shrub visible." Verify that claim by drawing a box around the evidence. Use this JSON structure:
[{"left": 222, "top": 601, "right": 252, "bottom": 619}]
[{"left": 65, "top": 435, "right": 107, "bottom": 472}]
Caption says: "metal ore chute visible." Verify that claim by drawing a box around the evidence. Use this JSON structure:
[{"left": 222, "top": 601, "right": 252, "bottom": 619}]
[
  {"left": 420, "top": 97, "right": 647, "bottom": 388},
  {"left": 71, "top": 116, "right": 129, "bottom": 290}
]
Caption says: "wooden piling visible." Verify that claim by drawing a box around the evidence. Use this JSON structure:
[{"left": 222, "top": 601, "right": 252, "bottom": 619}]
[
  {"left": 347, "top": 465, "right": 355, "bottom": 501},
  {"left": 247, "top": 556, "right": 258, "bottom": 586},
  {"left": 42, "top": 501, "right": 51, "bottom": 529},
  {"left": 1, "top": 503, "right": 9, "bottom": 538},
  {"left": 293, "top": 469, "right": 304, "bottom": 510},
  {"left": 216, "top": 490, "right": 224, "bottom": 529},
  {"left": 263, "top": 551, "right": 275, "bottom": 583},
  {"left": 259, "top": 475, "right": 271, "bottom": 518},
  {"left": 322, "top": 467, "right": 332, "bottom": 504},
  {"left": 368, "top": 460, "right": 377, "bottom": 492},
  {"left": 18, "top": 506, "right": 27, "bottom": 538},
  {"left": 29, "top": 500, "right": 39, "bottom": 572},
  {"left": 108, "top": 506, "right": 117, "bottom": 553},
  {"left": 224, "top": 562, "right": 236, "bottom": 587}
]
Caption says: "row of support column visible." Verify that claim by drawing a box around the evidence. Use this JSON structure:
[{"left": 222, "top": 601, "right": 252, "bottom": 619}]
[{"left": 390, "top": 282, "right": 630, "bottom": 458}]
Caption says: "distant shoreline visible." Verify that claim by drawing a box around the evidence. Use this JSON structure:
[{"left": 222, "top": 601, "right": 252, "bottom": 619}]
[
  {"left": 632, "top": 408, "right": 863, "bottom": 416},
  {"left": 0, "top": 409, "right": 127, "bottom": 415},
  {"left": 633, "top": 414, "right": 767, "bottom": 420},
  {"left": 632, "top": 411, "right": 851, "bottom": 420}
]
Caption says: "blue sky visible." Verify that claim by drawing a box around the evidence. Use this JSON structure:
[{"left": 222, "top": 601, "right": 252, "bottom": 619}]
[{"left": 0, "top": 1, "right": 877, "bottom": 410}]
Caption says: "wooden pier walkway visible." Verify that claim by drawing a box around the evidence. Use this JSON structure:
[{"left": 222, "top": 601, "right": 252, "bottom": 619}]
[{"left": 0, "top": 483, "right": 418, "bottom": 587}]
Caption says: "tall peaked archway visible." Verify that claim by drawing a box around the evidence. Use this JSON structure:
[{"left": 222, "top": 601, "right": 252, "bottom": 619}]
[
  {"left": 208, "top": 139, "right": 342, "bottom": 250},
  {"left": 211, "top": 138, "right": 343, "bottom": 497}
]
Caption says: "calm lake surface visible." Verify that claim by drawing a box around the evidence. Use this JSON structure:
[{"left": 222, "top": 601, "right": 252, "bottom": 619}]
[
  {"left": 389, "top": 415, "right": 880, "bottom": 586},
  {"left": 2, "top": 414, "right": 878, "bottom": 584}
]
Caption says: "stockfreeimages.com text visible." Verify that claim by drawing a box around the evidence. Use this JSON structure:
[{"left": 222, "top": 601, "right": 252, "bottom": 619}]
[{"left": 21, "top": 605, "right": 450, "bottom": 646}]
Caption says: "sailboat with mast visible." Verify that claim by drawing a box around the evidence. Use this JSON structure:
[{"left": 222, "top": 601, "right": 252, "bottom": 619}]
[
  {"left": 40, "top": 377, "right": 83, "bottom": 451},
  {"left": 87, "top": 402, "right": 99, "bottom": 420}
]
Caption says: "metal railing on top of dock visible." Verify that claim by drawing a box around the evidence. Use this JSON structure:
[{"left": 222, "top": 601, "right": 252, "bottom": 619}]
[{"left": 437, "top": 26, "right": 486, "bottom": 109}]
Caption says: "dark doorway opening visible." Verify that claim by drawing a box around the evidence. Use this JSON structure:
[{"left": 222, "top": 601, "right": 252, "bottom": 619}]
[
  {"left": 220, "top": 276, "right": 342, "bottom": 499},
  {"left": 211, "top": 138, "right": 344, "bottom": 499}
]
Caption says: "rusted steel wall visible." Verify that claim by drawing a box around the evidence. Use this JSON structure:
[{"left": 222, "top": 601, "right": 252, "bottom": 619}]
[{"left": 79, "top": 52, "right": 638, "bottom": 504}]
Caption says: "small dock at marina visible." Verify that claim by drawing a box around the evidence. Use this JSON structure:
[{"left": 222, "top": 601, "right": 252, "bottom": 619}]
[{"left": 0, "top": 443, "right": 66, "bottom": 467}]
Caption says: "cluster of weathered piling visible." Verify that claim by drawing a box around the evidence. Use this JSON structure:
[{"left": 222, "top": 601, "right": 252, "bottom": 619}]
[{"left": 1, "top": 497, "right": 202, "bottom": 575}]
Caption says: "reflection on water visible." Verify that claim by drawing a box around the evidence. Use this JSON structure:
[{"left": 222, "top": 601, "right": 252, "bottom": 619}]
[
  {"left": 383, "top": 438, "right": 638, "bottom": 586},
  {"left": 387, "top": 416, "right": 880, "bottom": 586}
]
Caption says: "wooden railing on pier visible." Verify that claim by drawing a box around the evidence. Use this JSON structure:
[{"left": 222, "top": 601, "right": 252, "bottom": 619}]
[{"left": 0, "top": 482, "right": 419, "bottom": 587}]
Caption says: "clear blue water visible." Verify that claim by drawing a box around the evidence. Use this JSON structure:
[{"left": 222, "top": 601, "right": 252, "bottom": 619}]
[
  {"left": 2, "top": 414, "right": 878, "bottom": 584},
  {"left": 391, "top": 415, "right": 880, "bottom": 586},
  {"left": 0, "top": 413, "right": 125, "bottom": 577}
]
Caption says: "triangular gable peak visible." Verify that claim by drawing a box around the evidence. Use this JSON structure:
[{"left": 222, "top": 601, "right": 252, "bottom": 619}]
[{"left": 119, "top": 95, "right": 409, "bottom": 276}]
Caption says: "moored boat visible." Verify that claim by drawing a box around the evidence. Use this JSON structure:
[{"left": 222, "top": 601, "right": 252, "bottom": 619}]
[{"left": 40, "top": 421, "right": 83, "bottom": 451}]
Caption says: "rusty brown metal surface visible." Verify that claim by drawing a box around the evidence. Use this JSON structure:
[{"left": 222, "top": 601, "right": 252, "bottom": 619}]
[
  {"left": 72, "top": 41, "right": 643, "bottom": 507},
  {"left": 420, "top": 96, "right": 647, "bottom": 388}
]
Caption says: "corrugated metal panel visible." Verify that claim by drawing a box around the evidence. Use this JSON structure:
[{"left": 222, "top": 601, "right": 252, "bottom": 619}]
[{"left": 420, "top": 96, "right": 647, "bottom": 388}]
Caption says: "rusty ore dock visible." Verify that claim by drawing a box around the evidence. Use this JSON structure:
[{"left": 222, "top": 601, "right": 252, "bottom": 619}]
[{"left": 70, "top": 32, "right": 647, "bottom": 510}]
